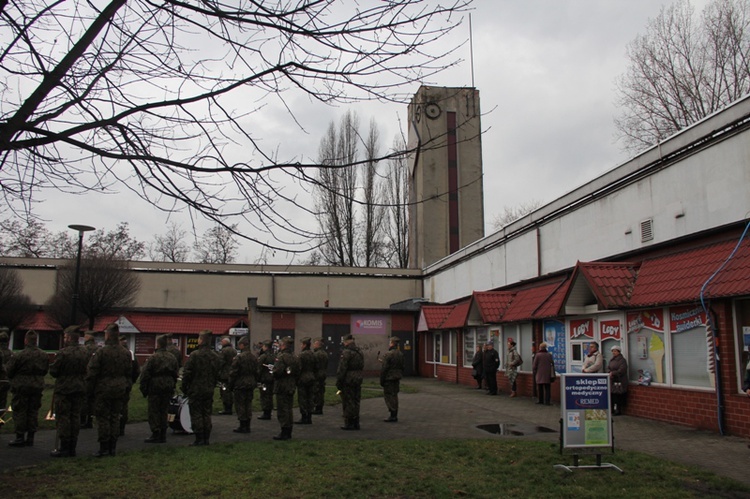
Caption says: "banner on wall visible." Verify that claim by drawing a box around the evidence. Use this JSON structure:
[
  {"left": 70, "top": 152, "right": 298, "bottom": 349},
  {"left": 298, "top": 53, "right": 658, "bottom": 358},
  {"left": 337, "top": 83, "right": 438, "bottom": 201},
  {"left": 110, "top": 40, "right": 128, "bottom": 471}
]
[
  {"left": 569, "top": 319, "right": 594, "bottom": 339},
  {"left": 561, "top": 374, "right": 612, "bottom": 448},
  {"left": 668, "top": 305, "right": 706, "bottom": 333},
  {"left": 626, "top": 309, "right": 664, "bottom": 334},
  {"left": 351, "top": 315, "right": 387, "bottom": 335},
  {"left": 600, "top": 320, "right": 621, "bottom": 341},
  {"left": 544, "top": 319, "right": 566, "bottom": 374}
]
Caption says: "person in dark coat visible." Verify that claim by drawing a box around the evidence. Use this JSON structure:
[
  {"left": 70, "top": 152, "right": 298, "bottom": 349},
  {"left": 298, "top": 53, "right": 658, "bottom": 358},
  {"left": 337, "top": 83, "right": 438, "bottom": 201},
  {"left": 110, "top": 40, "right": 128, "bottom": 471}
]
[
  {"left": 608, "top": 345, "right": 629, "bottom": 415},
  {"left": 337, "top": 334, "right": 364, "bottom": 430},
  {"left": 7, "top": 330, "right": 49, "bottom": 447},
  {"left": 482, "top": 341, "right": 500, "bottom": 395},
  {"left": 140, "top": 334, "right": 179, "bottom": 443},
  {"left": 49, "top": 326, "right": 88, "bottom": 457},
  {"left": 312, "top": 338, "right": 328, "bottom": 415},
  {"left": 380, "top": 336, "right": 404, "bottom": 422},
  {"left": 181, "top": 330, "right": 221, "bottom": 446},
  {"left": 532, "top": 341, "right": 554, "bottom": 405},
  {"left": 218, "top": 336, "right": 237, "bottom": 415},
  {"left": 295, "top": 337, "right": 316, "bottom": 425},
  {"left": 256, "top": 340, "right": 275, "bottom": 420},
  {"left": 228, "top": 336, "right": 259, "bottom": 434},
  {"left": 471, "top": 345, "right": 483, "bottom": 389},
  {"left": 272, "top": 336, "right": 299, "bottom": 440},
  {"left": 86, "top": 323, "right": 132, "bottom": 457}
]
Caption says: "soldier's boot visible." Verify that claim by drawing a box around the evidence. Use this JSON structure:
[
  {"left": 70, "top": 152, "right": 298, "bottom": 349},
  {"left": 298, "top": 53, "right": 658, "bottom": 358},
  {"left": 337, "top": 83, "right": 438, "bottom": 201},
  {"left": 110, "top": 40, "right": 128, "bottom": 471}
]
[
  {"left": 233, "top": 420, "right": 250, "bottom": 433},
  {"left": 203, "top": 429, "right": 211, "bottom": 446},
  {"left": 312, "top": 405, "right": 323, "bottom": 415},
  {"left": 109, "top": 438, "right": 118, "bottom": 456},
  {"left": 144, "top": 430, "right": 161, "bottom": 443},
  {"left": 257, "top": 410, "right": 272, "bottom": 420},
  {"left": 294, "top": 412, "right": 309, "bottom": 425},
  {"left": 70, "top": 437, "right": 78, "bottom": 457},
  {"left": 353, "top": 417, "right": 360, "bottom": 430},
  {"left": 119, "top": 419, "right": 126, "bottom": 436},
  {"left": 24, "top": 431, "right": 35, "bottom": 446},
  {"left": 159, "top": 426, "right": 167, "bottom": 443},
  {"left": 340, "top": 418, "right": 355, "bottom": 430},
  {"left": 219, "top": 403, "right": 233, "bottom": 415},
  {"left": 93, "top": 441, "right": 109, "bottom": 458},
  {"left": 190, "top": 432, "right": 204, "bottom": 446},
  {"left": 273, "top": 427, "right": 292, "bottom": 441},
  {"left": 8, "top": 433, "right": 26, "bottom": 447},
  {"left": 384, "top": 411, "right": 398, "bottom": 423},
  {"left": 50, "top": 439, "right": 70, "bottom": 458}
]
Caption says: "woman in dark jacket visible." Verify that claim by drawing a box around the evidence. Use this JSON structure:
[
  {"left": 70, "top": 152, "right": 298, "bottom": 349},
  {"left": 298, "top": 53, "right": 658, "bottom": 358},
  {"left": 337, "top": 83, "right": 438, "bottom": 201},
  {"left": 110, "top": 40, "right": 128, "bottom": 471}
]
[
  {"left": 471, "top": 345, "right": 484, "bottom": 389},
  {"left": 608, "top": 345, "right": 628, "bottom": 415},
  {"left": 531, "top": 342, "right": 554, "bottom": 405}
]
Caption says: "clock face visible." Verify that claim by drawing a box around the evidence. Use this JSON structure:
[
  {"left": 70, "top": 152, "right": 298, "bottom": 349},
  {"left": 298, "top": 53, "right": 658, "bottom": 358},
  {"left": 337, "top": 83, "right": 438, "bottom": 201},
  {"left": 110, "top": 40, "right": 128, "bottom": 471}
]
[{"left": 425, "top": 102, "right": 441, "bottom": 119}]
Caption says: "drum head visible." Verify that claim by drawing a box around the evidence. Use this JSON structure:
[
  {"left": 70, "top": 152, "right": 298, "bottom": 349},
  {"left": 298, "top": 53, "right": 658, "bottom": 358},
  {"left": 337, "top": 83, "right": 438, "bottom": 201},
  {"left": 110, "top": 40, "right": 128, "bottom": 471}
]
[{"left": 179, "top": 399, "right": 193, "bottom": 434}]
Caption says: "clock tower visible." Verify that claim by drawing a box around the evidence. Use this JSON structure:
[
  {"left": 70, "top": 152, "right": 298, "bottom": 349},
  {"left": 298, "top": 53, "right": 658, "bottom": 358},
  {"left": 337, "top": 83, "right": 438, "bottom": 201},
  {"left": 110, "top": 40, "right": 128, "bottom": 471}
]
[{"left": 407, "top": 86, "right": 485, "bottom": 268}]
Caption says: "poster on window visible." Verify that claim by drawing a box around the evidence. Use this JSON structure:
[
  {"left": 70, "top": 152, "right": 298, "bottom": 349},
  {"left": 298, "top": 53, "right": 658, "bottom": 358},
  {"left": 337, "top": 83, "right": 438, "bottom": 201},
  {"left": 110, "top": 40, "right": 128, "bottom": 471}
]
[
  {"left": 561, "top": 373, "right": 612, "bottom": 448},
  {"left": 544, "top": 320, "right": 566, "bottom": 374}
]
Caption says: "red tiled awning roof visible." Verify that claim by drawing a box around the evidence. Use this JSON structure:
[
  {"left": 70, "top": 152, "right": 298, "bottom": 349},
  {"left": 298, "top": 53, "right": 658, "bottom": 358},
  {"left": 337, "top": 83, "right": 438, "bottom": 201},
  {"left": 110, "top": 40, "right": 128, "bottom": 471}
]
[
  {"left": 21, "top": 311, "right": 60, "bottom": 331},
  {"left": 576, "top": 262, "right": 640, "bottom": 309},
  {"left": 418, "top": 305, "right": 454, "bottom": 331},
  {"left": 502, "top": 281, "right": 564, "bottom": 322},
  {"left": 440, "top": 300, "right": 471, "bottom": 329},
  {"left": 629, "top": 238, "right": 750, "bottom": 307},
  {"left": 472, "top": 291, "right": 514, "bottom": 323},
  {"left": 533, "top": 279, "right": 571, "bottom": 318}
]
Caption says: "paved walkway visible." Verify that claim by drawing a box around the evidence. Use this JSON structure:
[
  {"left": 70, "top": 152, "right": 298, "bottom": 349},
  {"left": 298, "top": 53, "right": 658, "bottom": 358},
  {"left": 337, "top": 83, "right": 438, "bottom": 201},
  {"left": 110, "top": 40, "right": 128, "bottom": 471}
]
[{"left": 1, "top": 377, "right": 748, "bottom": 486}]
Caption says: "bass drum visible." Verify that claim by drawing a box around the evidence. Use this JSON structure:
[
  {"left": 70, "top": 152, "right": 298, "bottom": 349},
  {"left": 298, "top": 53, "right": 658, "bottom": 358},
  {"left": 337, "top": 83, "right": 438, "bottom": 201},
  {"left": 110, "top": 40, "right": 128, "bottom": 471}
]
[{"left": 168, "top": 395, "right": 193, "bottom": 434}]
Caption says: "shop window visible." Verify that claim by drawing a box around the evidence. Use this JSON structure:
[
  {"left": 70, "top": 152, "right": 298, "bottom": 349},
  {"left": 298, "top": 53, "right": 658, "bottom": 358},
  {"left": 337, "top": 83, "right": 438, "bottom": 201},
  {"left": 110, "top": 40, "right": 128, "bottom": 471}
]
[
  {"left": 733, "top": 298, "right": 750, "bottom": 393},
  {"left": 519, "top": 323, "right": 533, "bottom": 372},
  {"left": 425, "top": 334, "right": 435, "bottom": 363},
  {"left": 439, "top": 331, "right": 456, "bottom": 365},
  {"left": 463, "top": 327, "right": 488, "bottom": 368},
  {"left": 671, "top": 326, "right": 712, "bottom": 388},
  {"left": 627, "top": 328, "right": 666, "bottom": 384}
]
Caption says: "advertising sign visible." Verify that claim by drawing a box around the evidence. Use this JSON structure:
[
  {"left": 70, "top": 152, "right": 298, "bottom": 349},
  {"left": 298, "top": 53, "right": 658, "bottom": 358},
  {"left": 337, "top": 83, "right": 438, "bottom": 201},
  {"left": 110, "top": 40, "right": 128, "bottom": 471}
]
[
  {"left": 561, "top": 373, "right": 612, "bottom": 448},
  {"left": 351, "top": 315, "right": 387, "bottom": 335},
  {"left": 544, "top": 319, "right": 567, "bottom": 375}
]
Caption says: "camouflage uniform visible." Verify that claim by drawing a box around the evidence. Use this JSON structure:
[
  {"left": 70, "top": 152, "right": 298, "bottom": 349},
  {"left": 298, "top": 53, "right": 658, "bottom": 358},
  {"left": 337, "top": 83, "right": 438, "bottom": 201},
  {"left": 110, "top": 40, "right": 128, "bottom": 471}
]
[
  {"left": 256, "top": 342, "right": 275, "bottom": 419},
  {"left": 380, "top": 339, "right": 404, "bottom": 422},
  {"left": 80, "top": 335, "right": 99, "bottom": 428},
  {"left": 0, "top": 332, "right": 12, "bottom": 410},
  {"left": 49, "top": 334, "right": 88, "bottom": 456},
  {"left": 139, "top": 340, "right": 178, "bottom": 443},
  {"left": 312, "top": 340, "right": 328, "bottom": 415},
  {"left": 218, "top": 340, "right": 237, "bottom": 414},
  {"left": 86, "top": 336, "right": 132, "bottom": 455},
  {"left": 272, "top": 338, "right": 300, "bottom": 440},
  {"left": 295, "top": 339, "right": 316, "bottom": 424},
  {"left": 336, "top": 337, "right": 364, "bottom": 430},
  {"left": 228, "top": 340, "right": 259, "bottom": 433},
  {"left": 7, "top": 336, "right": 49, "bottom": 446},
  {"left": 181, "top": 336, "right": 220, "bottom": 445},
  {"left": 166, "top": 336, "right": 183, "bottom": 371},
  {"left": 119, "top": 339, "right": 141, "bottom": 436}
]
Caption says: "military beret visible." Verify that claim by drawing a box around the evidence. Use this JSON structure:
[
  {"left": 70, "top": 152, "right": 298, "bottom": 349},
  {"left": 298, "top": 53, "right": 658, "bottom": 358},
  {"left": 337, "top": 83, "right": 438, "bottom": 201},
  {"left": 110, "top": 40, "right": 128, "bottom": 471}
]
[
  {"left": 300, "top": 336, "right": 311, "bottom": 344},
  {"left": 389, "top": 336, "right": 401, "bottom": 343},
  {"left": 238, "top": 336, "right": 250, "bottom": 346},
  {"left": 261, "top": 340, "right": 272, "bottom": 347},
  {"left": 314, "top": 337, "right": 324, "bottom": 344},
  {"left": 281, "top": 336, "right": 294, "bottom": 345},
  {"left": 156, "top": 334, "right": 168, "bottom": 347},
  {"left": 199, "top": 330, "right": 213, "bottom": 342},
  {"left": 343, "top": 334, "right": 353, "bottom": 342},
  {"left": 63, "top": 325, "right": 81, "bottom": 335},
  {"left": 0, "top": 331, "right": 8, "bottom": 342}
]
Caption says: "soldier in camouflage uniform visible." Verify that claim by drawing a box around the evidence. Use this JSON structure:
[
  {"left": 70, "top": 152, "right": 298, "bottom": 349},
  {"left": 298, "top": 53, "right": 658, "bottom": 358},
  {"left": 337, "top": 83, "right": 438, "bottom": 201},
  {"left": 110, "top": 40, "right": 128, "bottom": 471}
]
[
  {"left": 7, "top": 330, "right": 49, "bottom": 447},
  {"left": 380, "top": 336, "right": 405, "bottom": 423},
  {"left": 165, "top": 333, "right": 183, "bottom": 372},
  {"left": 228, "top": 336, "right": 259, "bottom": 434},
  {"left": 80, "top": 332, "right": 99, "bottom": 429},
  {"left": 181, "top": 330, "right": 220, "bottom": 446},
  {"left": 139, "top": 334, "right": 179, "bottom": 444},
  {"left": 86, "top": 323, "right": 132, "bottom": 457},
  {"left": 295, "top": 337, "right": 316, "bottom": 425},
  {"left": 256, "top": 340, "right": 275, "bottom": 420},
  {"left": 0, "top": 330, "right": 12, "bottom": 411},
  {"left": 336, "top": 334, "right": 364, "bottom": 430},
  {"left": 119, "top": 336, "right": 141, "bottom": 436},
  {"left": 49, "top": 326, "right": 89, "bottom": 457},
  {"left": 218, "top": 336, "right": 237, "bottom": 415},
  {"left": 272, "top": 336, "right": 299, "bottom": 440},
  {"left": 312, "top": 338, "right": 328, "bottom": 415}
]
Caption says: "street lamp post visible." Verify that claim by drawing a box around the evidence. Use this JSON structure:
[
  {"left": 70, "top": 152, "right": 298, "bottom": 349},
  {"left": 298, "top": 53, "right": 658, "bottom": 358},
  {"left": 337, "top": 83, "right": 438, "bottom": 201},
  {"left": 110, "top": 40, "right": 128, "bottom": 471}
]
[{"left": 68, "top": 224, "right": 96, "bottom": 325}]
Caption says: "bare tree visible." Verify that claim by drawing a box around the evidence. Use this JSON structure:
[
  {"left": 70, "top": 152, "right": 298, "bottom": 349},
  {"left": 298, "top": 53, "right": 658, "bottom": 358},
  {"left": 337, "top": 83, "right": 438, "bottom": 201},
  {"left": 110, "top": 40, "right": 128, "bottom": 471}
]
[
  {"left": 149, "top": 222, "right": 190, "bottom": 262},
  {"left": 193, "top": 224, "right": 239, "bottom": 264},
  {"left": 86, "top": 223, "right": 146, "bottom": 261},
  {"left": 0, "top": 267, "right": 36, "bottom": 331},
  {"left": 383, "top": 137, "right": 410, "bottom": 268},
  {"left": 45, "top": 256, "right": 141, "bottom": 329},
  {"left": 0, "top": 219, "right": 53, "bottom": 257},
  {"left": 360, "top": 118, "right": 386, "bottom": 267},
  {"left": 615, "top": 0, "right": 750, "bottom": 153},
  {"left": 0, "top": 1, "right": 470, "bottom": 253},
  {"left": 491, "top": 200, "right": 543, "bottom": 231}
]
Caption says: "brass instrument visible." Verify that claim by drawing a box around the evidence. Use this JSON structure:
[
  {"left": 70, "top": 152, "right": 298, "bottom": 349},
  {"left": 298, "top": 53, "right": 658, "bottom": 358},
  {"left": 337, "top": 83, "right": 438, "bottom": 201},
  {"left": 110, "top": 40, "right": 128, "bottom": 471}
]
[
  {"left": 45, "top": 395, "right": 55, "bottom": 421},
  {"left": 0, "top": 404, "right": 11, "bottom": 426}
]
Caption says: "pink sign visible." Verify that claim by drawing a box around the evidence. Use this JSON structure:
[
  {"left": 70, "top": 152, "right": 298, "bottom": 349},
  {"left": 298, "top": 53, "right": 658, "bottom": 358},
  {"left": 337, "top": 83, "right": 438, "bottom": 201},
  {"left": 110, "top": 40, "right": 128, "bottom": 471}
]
[
  {"left": 627, "top": 309, "right": 664, "bottom": 334},
  {"left": 351, "top": 315, "right": 387, "bottom": 335}
]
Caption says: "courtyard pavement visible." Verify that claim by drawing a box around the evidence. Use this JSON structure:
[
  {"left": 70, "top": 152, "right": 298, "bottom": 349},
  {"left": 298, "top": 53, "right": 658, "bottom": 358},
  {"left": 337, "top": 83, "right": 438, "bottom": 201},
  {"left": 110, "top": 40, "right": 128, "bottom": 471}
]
[{"left": 1, "top": 377, "right": 748, "bottom": 486}]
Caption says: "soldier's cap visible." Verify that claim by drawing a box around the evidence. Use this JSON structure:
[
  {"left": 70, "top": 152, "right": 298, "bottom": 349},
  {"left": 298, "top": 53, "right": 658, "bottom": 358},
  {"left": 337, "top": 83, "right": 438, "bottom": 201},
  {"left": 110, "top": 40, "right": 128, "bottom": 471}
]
[
  {"left": 238, "top": 336, "right": 250, "bottom": 346},
  {"left": 199, "top": 330, "right": 213, "bottom": 342},
  {"left": 300, "top": 336, "right": 311, "bottom": 344},
  {"left": 389, "top": 336, "right": 401, "bottom": 343},
  {"left": 0, "top": 331, "right": 8, "bottom": 342},
  {"left": 314, "top": 337, "right": 325, "bottom": 344},
  {"left": 343, "top": 334, "right": 354, "bottom": 342},
  {"left": 63, "top": 325, "right": 82, "bottom": 335},
  {"left": 156, "top": 334, "right": 168, "bottom": 347},
  {"left": 281, "top": 336, "right": 294, "bottom": 346},
  {"left": 261, "top": 339, "right": 272, "bottom": 347}
]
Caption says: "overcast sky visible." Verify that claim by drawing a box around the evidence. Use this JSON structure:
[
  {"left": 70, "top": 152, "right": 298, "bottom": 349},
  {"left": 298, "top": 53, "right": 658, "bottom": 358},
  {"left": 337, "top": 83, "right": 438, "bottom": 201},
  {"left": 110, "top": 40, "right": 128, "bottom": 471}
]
[{"left": 34, "top": 0, "right": 710, "bottom": 264}]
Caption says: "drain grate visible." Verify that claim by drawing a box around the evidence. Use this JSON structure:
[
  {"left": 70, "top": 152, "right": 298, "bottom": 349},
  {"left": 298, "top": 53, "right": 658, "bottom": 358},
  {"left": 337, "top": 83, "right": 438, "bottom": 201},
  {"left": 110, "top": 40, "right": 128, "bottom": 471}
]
[{"left": 476, "top": 423, "right": 556, "bottom": 436}]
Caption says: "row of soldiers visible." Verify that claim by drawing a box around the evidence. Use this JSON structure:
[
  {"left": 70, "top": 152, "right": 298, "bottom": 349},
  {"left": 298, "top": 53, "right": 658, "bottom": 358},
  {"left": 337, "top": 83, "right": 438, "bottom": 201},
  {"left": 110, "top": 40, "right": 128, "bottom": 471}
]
[{"left": 0, "top": 326, "right": 405, "bottom": 456}]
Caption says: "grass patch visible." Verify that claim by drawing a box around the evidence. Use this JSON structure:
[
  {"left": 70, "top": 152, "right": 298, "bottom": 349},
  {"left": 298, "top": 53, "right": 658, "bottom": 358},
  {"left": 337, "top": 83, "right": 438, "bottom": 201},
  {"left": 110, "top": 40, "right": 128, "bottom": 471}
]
[{"left": 3, "top": 439, "right": 748, "bottom": 498}]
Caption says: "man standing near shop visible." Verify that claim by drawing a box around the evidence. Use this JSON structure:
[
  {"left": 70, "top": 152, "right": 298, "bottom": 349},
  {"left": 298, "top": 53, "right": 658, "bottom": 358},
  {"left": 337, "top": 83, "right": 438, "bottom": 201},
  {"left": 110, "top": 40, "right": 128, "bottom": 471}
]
[
  {"left": 380, "top": 336, "right": 404, "bottom": 423},
  {"left": 312, "top": 338, "right": 328, "bottom": 415},
  {"left": 272, "top": 336, "right": 299, "bottom": 441},
  {"left": 182, "top": 330, "right": 221, "bottom": 446},
  {"left": 228, "top": 336, "right": 259, "bottom": 434},
  {"left": 49, "top": 326, "right": 88, "bottom": 457},
  {"left": 483, "top": 340, "right": 500, "bottom": 396},
  {"left": 0, "top": 329, "right": 13, "bottom": 412},
  {"left": 86, "top": 323, "right": 132, "bottom": 457},
  {"left": 218, "top": 336, "right": 237, "bottom": 415},
  {"left": 337, "top": 334, "right": 364, "bottom": 430},
  {"left": 139, "top": 334, "right": 179, "bottom": 444},
  {"left": 295, "top": 337, "right": 316, "bottom": 425},
  {"left": 7, "top": 330, "right": 49, "bottom": 447},
  {"left": 256, "top": 340, "right": 275, "bottom": 420}
]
